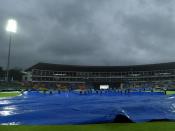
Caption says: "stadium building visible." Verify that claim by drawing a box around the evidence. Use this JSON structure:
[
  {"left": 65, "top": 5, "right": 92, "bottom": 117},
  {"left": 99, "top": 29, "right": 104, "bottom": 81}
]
[{"left": 23, "top": 62, "right": 175, "bottom": 89}]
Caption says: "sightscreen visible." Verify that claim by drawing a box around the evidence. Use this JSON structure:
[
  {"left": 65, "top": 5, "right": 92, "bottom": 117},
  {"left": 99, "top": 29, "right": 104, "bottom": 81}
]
[{"left": 100, "top": 85, "right": 109, "bottom": 90}]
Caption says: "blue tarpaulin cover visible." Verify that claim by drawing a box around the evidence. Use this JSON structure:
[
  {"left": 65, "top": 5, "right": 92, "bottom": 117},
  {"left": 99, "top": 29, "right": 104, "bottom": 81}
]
[{"left": 0, "top": 91, "right": 175, "bottom": 125}]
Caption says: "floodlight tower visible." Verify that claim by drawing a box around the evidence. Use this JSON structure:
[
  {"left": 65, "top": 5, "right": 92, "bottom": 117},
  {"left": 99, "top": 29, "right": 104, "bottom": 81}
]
[{"left": 6, "top": 19, "right": 17, "bottom": 82}]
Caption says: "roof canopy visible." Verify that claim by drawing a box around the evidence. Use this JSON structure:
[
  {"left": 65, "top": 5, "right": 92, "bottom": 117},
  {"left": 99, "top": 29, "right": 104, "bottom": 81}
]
[{"left": 26, "top": 62, "right": 175, "bottom": 72}]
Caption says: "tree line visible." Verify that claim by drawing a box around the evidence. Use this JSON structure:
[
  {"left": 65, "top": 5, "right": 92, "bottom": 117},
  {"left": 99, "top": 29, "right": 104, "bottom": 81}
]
[{"left": 0, "top": 66, "right": 23, "bottom": 82}]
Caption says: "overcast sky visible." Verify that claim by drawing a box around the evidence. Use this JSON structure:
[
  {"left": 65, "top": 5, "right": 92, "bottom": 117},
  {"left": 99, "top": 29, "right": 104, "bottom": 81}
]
[{"left": 0, "top": 0, "right": 175, "bottom": 69}]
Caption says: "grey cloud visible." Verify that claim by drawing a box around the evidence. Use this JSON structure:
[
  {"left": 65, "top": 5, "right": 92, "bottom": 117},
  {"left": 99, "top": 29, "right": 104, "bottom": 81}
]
[
  {"left": 122, "top": 14, "right": 175, "bottom": 55},
  {"left": 1, "top": 0, "right": 175, "bottom": 69}
]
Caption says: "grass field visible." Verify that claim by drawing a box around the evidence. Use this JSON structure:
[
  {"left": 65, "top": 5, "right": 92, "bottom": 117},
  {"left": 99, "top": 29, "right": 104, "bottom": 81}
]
[
  {"left": 0, "top": 91, "right": 21, "bottom": 98},
  {"left": 166, "top": 91, "right": 175, "bottom": 95},
  {"left": 0, "top": 122, "right": 175, "bottom": 131}
]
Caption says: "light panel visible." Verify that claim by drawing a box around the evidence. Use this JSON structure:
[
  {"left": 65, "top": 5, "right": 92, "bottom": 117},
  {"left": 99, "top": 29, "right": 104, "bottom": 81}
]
[{"left": 6, "top": 19, "right": 17, "bottom": 33}]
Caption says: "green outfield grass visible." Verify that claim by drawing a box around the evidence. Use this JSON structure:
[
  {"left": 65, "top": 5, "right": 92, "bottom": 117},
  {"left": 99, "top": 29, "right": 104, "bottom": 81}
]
[
  {"left": 0, "top": 122, "right": 175, "bottom": 131},
  {"left": 0, "top": 91, "right": 21, "bottom": 98},
  {"left": 166, "top": 91, "right": 175, "bottom": 95}
]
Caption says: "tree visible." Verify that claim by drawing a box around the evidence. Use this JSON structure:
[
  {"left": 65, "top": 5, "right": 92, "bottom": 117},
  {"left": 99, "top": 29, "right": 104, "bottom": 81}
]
[
  {"left": 9, "top": 68, "right": 24, "bottom": 82},
  {"left": 0, "top": 67, "right": 2, "bottom": 72}
]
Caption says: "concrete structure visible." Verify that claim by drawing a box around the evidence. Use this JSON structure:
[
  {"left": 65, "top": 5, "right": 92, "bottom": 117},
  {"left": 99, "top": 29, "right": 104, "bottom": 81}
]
[{"left": 24, "top": 62, "right": 175, "bottom": 89}]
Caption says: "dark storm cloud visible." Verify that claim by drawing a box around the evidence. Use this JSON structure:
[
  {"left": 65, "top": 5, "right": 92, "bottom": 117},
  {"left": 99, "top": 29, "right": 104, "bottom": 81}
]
[{"left": 0, "top": 0, "right": 175, "bottom": 69}]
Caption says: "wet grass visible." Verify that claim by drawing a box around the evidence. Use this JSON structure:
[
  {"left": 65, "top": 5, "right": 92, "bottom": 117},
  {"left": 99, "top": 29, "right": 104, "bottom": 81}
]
[
  {"left": 0, "top": 91, "right": 21, "bottom": 98},
  {"left": 166, "top": 91, "right": 175, "bottom": 95},
  {"left": 0, "top": 122, "right": 175, "bottom": 131}
]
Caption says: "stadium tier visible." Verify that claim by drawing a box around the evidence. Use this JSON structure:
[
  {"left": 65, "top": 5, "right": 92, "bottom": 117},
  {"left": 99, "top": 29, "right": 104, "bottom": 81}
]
[{"left": 23, "top": 62, "right": 175, "bottom": 89}]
